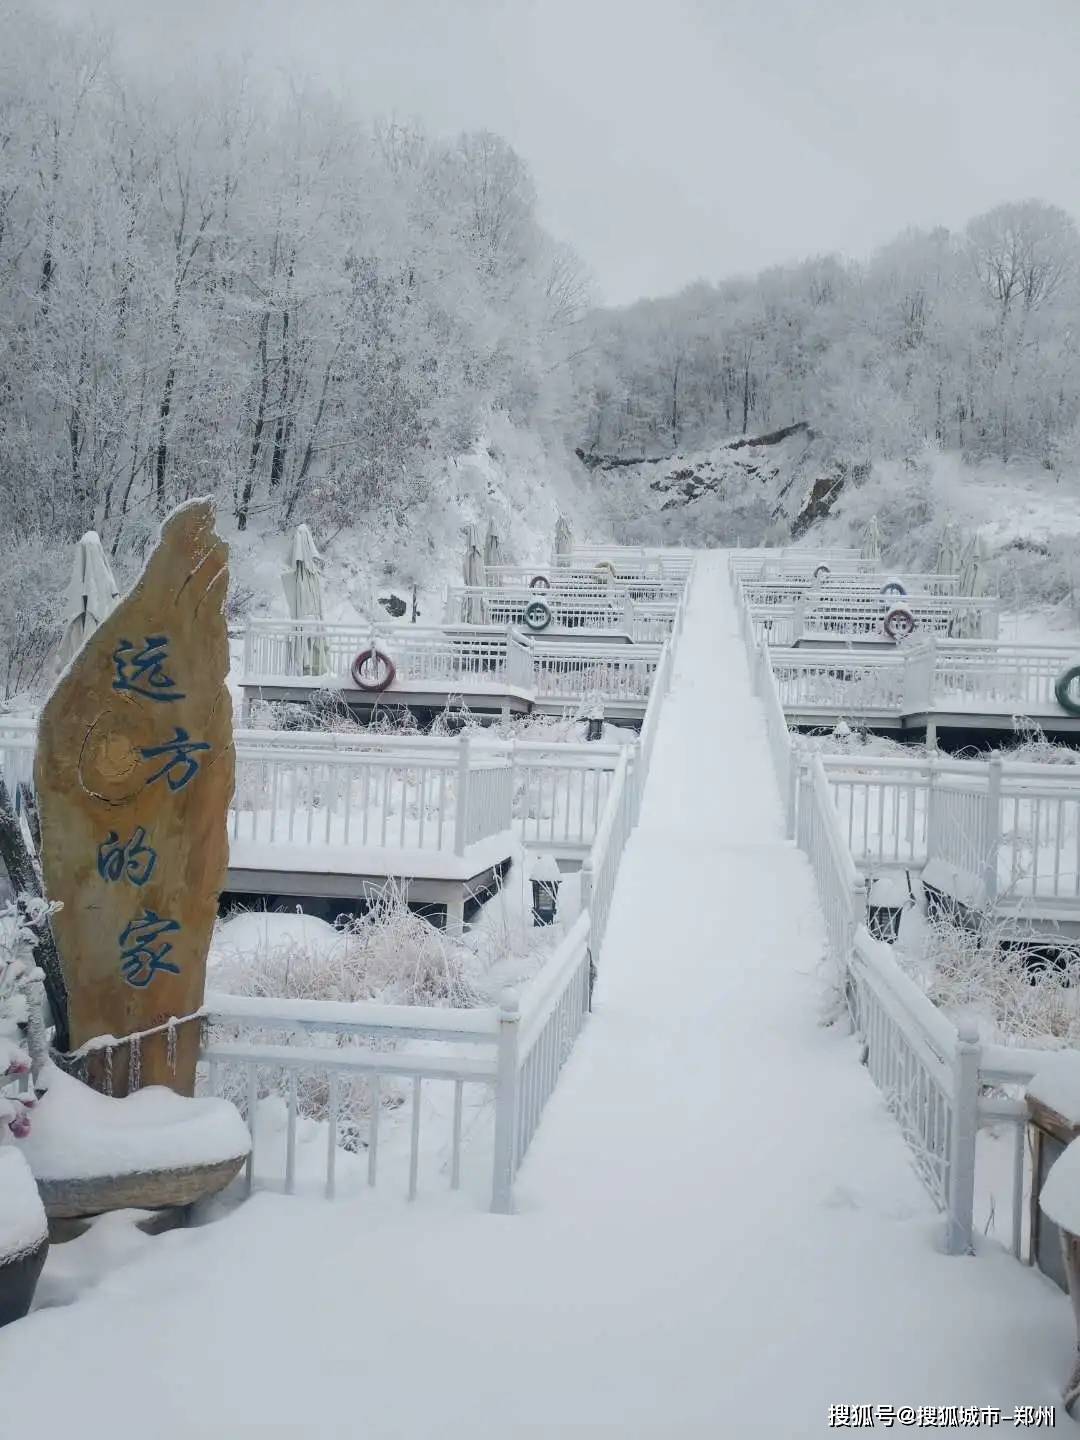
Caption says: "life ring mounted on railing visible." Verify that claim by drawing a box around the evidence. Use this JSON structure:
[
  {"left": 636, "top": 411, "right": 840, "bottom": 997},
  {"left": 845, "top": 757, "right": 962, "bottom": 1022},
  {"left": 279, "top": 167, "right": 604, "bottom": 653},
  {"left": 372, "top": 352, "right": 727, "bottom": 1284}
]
[
  {"left": 1055, "top": 664, "right": 1080, "bottom": 716},
  {"left": 883, "top": 606, "right": 916, "bottom": 642},
  {"left": 529, "top": 574, "right": 551, "bottom": 592},
  {"left": 813, "top": 564, "right": 831, "bottom": 581},
  {"left": 523, "top": 598, "right": 554, "bottom": 632},
  {"left": 881, "top": 578, "right": 907, "bottom": 598},
  {"left": 350, "top": 648, "right": 397, "bottom": 692},
  {"left": 594, "top": 561, "right": 617, "bottom": 581}
]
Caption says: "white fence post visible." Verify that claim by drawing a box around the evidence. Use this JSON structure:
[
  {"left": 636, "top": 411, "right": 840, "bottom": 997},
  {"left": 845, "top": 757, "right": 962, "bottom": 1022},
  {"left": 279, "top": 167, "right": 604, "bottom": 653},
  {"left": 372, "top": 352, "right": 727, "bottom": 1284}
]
[
  {"left": 454, "top": 732, "right": 471, "bottom": 857},
  {"left": 785, "top": 749, "right": 799, "bottom": 840},
  {"left": 490, "top": 989, "right": 521, "bottom": 1214},
  {"left": 981, "top": 758, "right": 1003, "bottom": 903},
  {"left": 924, "top": 753, "right": 939, "bottom": 859},
  {"left": 946, "top": 1017, "right": 980, "bottom": 1256}
]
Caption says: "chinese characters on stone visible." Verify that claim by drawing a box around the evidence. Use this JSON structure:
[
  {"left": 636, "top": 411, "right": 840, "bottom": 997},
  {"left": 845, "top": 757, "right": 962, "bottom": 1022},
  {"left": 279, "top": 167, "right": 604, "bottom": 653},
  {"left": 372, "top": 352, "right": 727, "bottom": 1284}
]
[{"left": 100, "top": 635, "right": 211, "bottom": 987}]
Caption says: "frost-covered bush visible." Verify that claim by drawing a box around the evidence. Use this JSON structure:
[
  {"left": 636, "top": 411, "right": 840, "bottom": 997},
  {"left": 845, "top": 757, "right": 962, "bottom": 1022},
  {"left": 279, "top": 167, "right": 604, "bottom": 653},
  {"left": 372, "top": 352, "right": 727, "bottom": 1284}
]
[
  {"left": 0, "top": 899, "right": 55, "bottom": 1140},
  {"left": 213, "top": 887, "right": 482, "bottom": 1012},
  {"left": 899, "top": 913, "right": 1080, "bottom": 1050}
]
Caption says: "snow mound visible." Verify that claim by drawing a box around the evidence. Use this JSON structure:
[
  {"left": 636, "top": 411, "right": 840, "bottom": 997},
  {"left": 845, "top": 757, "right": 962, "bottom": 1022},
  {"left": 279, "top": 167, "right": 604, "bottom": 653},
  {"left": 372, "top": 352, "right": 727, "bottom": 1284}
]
[
  {"left": 21, "top": 1066, "right": 250, "bottom": 1182},
  {"left": 1028, "top": 1064, "right": 1080, "bottom": 1129},
  {"left": 0, "top": 1146, "right": 47, "bottom": 1258},
  {"left": 1039, "top": 1136, "right": 1080, "bottom": 1236}
]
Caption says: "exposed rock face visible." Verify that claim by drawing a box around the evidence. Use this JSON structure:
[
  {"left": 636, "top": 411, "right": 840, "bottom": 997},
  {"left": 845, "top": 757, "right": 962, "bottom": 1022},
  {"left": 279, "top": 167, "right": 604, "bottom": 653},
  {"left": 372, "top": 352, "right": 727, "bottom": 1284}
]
[
  {"left": 580, "top": 423, "right": 850, "bottom": 542},
  {"left": 35, "top": 501, "right": 234, "bottom": 1094}
]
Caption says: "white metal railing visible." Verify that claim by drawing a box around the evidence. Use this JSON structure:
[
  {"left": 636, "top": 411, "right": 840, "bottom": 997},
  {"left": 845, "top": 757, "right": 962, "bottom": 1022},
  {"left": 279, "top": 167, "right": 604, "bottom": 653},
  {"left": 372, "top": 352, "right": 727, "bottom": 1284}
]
[
  {"left": 444, "top": 587, "right": 635, "bottom": 634},
  {"left": 531, "top": 642, "right": 660, "bottom": 704},
  {"left": 513, "top": 747, "right": 617, "bottom": 853},
  {"left": 485, "top": 563, "right": 684, "bottom": 603},
  {"left": 201, "top": 555, "right": 695, "bottom": 1215},
  {"left": 792, "top": 593, "right": 1000, "bottom": 642},
  {"left": 818, "top": 752, "right": 1080, "bottom": 910},
  {"left": 739, "top": 574, "right": 961, "bottom": 605},
  {"left": 755, "top": 637, "right": 1079, "bottom": 724},
  {"left": 241, "top": 621, "right": 535, "bottom": 693},
  {"left": 729, "top": 550, "right": 1045, "bottom": 1259},
  {"left": 229, "top": 733, "right": 512, "bottom": 859}
]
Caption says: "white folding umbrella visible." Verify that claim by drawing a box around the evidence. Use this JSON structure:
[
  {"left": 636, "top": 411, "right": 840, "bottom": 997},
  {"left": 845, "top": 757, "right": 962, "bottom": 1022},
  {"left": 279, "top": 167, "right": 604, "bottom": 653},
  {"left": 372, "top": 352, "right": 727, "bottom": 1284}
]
[
  {"left": 936, "top": 521, "right": 964, "bottom": 579},
  {"left": 958, "top": 535, "right": 989, "bottom": 599},
  {"left": 281, "top": 523, "right": 328, "bottom": 673},
  {"left": 861, "top": 515, "right": 883, "bottom": 564},
  {"left": 462, "top": 524, "right": 486, "bottom": 624},
  {"left": 57, "top": 531, "right": 120, "bottom": 669},
  {"left": 484, "top": 520, "right": 501, "bottom": 575},
  {"left": 554, "top": 515, "right": 573, "bottom": 562}
]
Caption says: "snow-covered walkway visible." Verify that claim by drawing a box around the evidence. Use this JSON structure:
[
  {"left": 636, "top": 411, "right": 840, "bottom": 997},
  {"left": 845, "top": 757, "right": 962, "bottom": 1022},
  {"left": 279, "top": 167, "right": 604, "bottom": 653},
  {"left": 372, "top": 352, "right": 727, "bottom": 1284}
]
[{"left": 1, "top": 553, "right": 1074, "bottom": 1437}]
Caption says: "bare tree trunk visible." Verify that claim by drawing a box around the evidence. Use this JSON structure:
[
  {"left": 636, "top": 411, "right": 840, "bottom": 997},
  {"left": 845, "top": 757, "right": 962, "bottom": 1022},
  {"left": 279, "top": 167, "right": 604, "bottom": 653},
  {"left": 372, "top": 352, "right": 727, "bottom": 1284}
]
[{"left": 236, "top": 307, "right": 272, "bottom": 531}]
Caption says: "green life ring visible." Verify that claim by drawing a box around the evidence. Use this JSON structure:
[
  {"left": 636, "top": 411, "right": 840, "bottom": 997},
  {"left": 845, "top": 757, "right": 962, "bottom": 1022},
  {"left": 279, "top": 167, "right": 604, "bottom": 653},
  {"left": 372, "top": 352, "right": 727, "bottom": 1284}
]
[
  {"left": 523, "top": 598, "right": 553, "bottom": 632},
  {"left": 1055, "top": 664, "right": 1080, "bottom": 715}
]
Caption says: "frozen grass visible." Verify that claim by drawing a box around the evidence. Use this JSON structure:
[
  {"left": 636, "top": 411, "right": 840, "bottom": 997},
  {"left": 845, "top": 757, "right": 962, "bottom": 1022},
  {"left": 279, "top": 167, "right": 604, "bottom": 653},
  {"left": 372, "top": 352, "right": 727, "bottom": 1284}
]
[
  {"left": 205, "top": 875, "right": 564, "bottom": 1146},
  {"left": 897, "top": 902, "right": 1080, "bottom": 1051}
]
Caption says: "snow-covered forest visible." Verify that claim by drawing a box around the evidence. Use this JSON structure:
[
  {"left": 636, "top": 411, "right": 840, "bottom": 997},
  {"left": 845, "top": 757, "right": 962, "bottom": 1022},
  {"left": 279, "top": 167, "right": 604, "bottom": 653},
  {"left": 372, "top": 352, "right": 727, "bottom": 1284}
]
[
  {"left": 574, "top": 203, "right": 1080, "bottom": 473},
  {"left": 6, "top": 3, "right": 1080, "bottom": 699},
  {"left": 0, "top": 7, "right": 587, "bottom": 558}
]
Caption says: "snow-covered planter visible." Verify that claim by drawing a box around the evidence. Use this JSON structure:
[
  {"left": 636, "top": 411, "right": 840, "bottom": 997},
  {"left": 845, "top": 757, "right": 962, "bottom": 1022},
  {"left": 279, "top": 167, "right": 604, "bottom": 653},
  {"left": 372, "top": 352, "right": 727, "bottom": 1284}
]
[
  {"left": 22, "top": 1064, "right": 251, "bottom": 1219},
  {"left": 0, "top": 1147, "right": 48, "bottom": 1327}
]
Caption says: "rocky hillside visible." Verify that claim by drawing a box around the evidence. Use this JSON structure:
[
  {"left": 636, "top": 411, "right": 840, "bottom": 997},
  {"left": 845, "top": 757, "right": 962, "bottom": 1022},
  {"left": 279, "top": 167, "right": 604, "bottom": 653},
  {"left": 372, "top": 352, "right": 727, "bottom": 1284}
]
[{"left": 583, "top": 423, "right": 858, "bottom": 547}]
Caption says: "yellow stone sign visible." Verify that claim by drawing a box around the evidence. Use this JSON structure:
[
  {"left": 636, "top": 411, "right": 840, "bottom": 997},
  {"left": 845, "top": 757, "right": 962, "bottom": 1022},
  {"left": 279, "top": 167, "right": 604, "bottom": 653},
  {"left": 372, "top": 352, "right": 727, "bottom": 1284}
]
[{"left": 35, "top": 501, "right": 234, "bottom": 1095}]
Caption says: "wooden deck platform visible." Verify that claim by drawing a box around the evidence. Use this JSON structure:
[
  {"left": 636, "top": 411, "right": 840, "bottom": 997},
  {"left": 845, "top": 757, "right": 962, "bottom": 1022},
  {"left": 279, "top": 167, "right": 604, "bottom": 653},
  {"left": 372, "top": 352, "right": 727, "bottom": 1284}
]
[{"left": 223, "top": 831, "right": 517, "bottom": 930}]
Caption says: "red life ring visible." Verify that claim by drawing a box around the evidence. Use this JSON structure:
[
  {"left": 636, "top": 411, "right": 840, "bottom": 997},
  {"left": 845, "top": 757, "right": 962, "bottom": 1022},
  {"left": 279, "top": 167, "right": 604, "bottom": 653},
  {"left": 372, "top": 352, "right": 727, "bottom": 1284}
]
[
  {"left": 350, "top": 648, "right": 396, "bottom": 692},
  {"left": 529, "top": 574, "right": 551, "bottom": 592},
  {"left": 883, "top": 606, "right": 916, "bottom": 641}
]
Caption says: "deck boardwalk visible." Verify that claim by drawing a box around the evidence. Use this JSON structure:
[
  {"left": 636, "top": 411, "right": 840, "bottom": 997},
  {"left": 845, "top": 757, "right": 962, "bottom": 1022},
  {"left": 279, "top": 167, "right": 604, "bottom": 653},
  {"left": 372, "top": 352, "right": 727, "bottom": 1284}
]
[{"left": 0, "top": 552, "right": 1072, "bottom": 1435}]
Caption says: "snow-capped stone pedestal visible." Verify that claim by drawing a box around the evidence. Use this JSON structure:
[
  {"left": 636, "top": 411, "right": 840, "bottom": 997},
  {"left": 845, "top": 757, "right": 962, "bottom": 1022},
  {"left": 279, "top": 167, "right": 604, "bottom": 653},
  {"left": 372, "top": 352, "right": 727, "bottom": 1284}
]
[
  {"left": 0, "top": 1147, "right": 48, "bottom": 1327},
  {"left": 21, "top": 1066, "right": 250, "bottom": 1221},
  {"left": 34, "top": 500, "right": 234, "bottom": 1096}
]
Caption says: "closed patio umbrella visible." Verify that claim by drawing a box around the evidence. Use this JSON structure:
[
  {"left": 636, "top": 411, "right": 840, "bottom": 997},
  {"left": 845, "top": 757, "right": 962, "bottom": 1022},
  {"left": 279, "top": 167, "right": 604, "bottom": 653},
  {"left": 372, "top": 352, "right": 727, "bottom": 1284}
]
[
  {"left": 57, "top": 532, "right": 119, "bottom": 670},
  {"left": 484, "top": 520, "right": 501, "bottom": 574},
  {"left": 936, "top": 521, "right": 964, "bottom": 579},
  {"left": 281, "top": 523, "right": 328, "bottom": 673},
  {"left": 555, "top": 515, "right": 573, "bottom": 562},
  {"left": 861, "top": 515, "right": 883, "bottom": 564},
  {"left": 462, "top": 523, "right": 486, "bottom": 624}
]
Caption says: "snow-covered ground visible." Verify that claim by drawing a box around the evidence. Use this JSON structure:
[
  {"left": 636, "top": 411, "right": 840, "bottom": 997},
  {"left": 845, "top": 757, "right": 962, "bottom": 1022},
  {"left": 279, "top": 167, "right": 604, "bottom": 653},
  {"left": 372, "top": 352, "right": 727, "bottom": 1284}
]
[{"left": 1, "top": 553, "right": 1074, "bottom": 1435}]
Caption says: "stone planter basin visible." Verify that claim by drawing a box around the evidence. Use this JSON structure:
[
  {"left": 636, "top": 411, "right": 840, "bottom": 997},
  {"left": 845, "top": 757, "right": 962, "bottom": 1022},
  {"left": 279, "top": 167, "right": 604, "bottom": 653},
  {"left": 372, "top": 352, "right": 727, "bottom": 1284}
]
[{"left": 23, "top": 1066, "right": 250, "bottom": 1220}]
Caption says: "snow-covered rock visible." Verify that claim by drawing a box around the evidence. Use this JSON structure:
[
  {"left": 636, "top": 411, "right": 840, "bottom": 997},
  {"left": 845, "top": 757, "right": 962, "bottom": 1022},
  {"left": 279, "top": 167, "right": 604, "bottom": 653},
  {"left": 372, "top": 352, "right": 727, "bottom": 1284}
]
[{"left": 20, "top": 1066, "right": 249, "bottom": 1182}]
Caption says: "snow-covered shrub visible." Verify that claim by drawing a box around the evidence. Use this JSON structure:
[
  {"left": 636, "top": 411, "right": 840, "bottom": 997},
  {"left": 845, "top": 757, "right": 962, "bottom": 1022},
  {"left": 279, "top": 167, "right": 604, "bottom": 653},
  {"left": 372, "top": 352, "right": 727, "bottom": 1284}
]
[
  {"left": 207, "top": 888, "right": 482, "bottom": 1144},
  {"left": 898, "top": 913, "right": 1080, "bottom": 1050},
  {"left": 214, "top": 887, "right": 482, "bottom": 1012},
  {"left": 0, "top": 899, "right": 55, "bottom": 1140}
]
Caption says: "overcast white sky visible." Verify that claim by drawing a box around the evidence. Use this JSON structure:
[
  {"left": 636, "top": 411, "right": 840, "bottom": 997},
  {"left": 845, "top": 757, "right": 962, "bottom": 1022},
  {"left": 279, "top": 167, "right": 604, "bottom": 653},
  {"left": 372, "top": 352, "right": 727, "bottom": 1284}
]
[{"left": 46, "top": 0, "right": 1080, "bottom": 305}]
